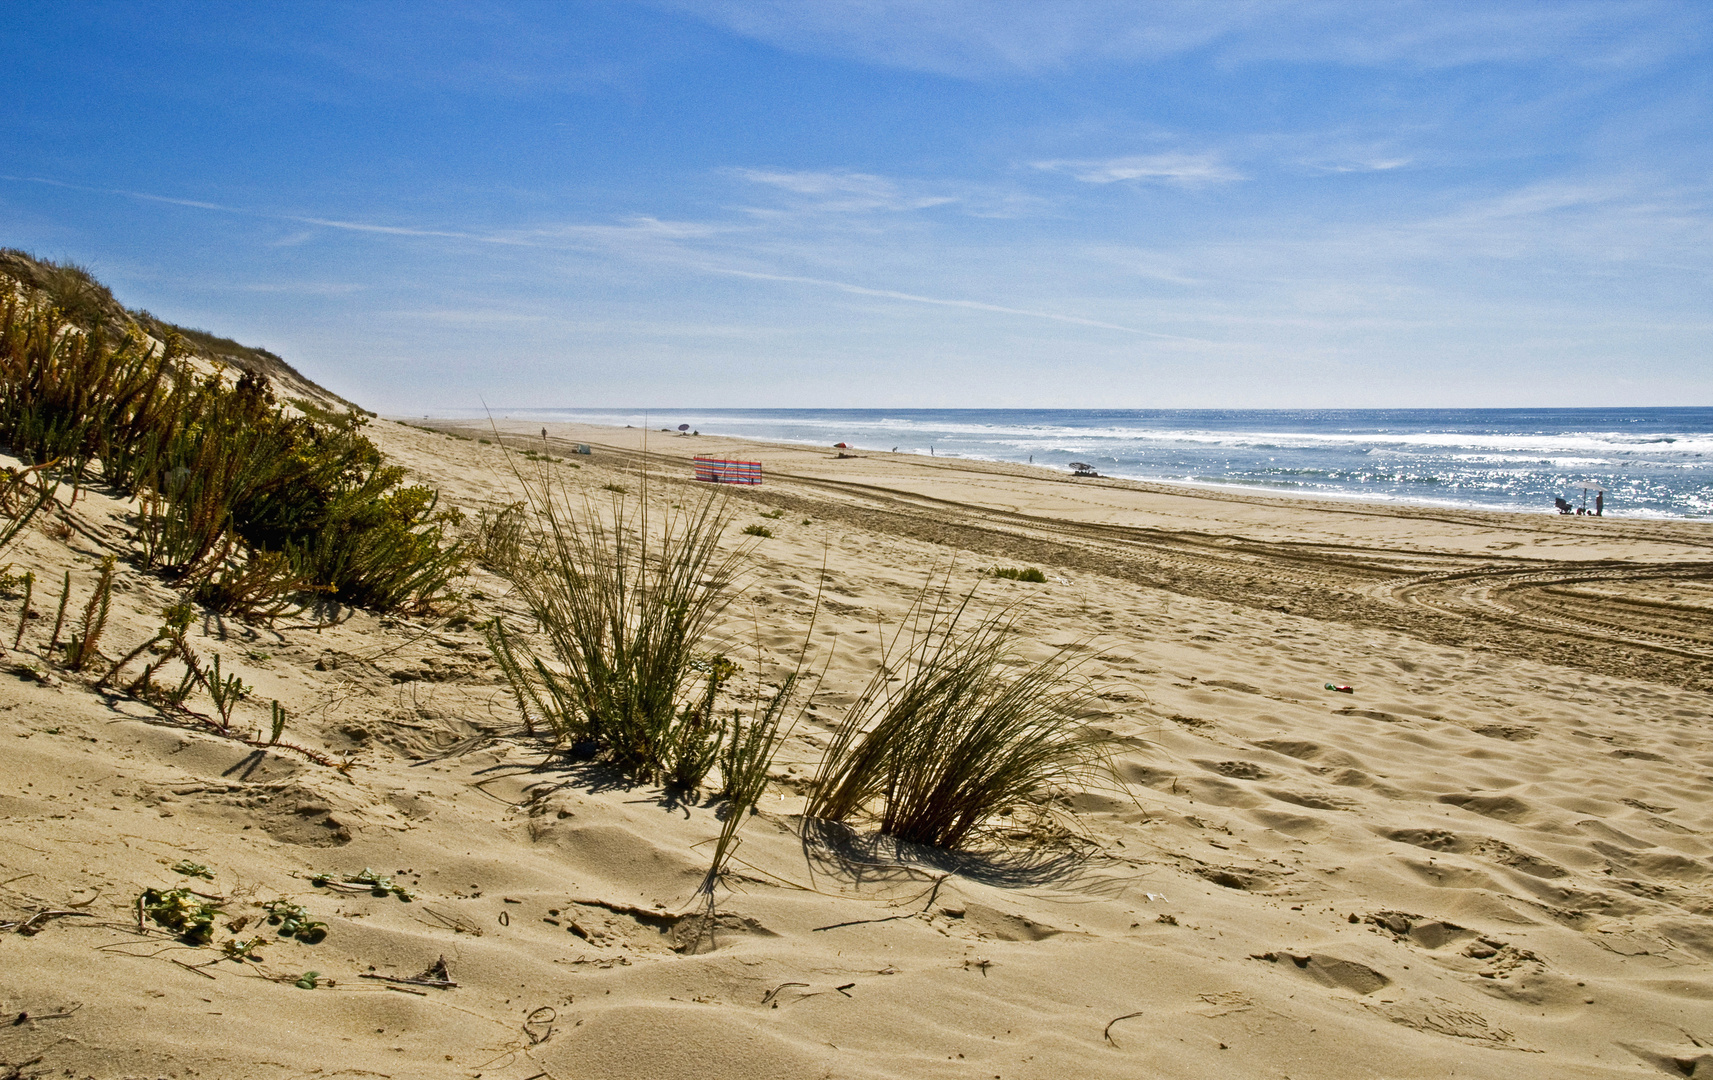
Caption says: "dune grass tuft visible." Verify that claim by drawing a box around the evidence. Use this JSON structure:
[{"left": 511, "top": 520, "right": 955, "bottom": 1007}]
[
  {"left": 473, "top": 501, "right": 526, "bottom": 573},
  {"left": 805, "top": 579, "right": 1109, "bottom": 851},
  {"left": 698, "top": 673, "right": 801, "bottom": 898},
  {"left": 486, "top": 479, "right": 751, "bottom": 787}
]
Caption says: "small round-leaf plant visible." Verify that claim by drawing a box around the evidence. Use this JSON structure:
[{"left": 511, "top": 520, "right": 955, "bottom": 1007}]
[
  {"left": 310, "top": 868, "right": 414, "bottom": 901},
  {"left": 262, "top": 899, "right": 328, "bottom": 943}
]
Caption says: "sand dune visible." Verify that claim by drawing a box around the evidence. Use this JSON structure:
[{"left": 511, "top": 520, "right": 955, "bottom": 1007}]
[{"left": 3, "top": 417, "right": 1710, "bottom": 1080}]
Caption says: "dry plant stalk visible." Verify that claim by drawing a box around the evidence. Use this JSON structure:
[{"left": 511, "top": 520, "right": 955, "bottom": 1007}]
[
  {"left": 66, "top": 555, "right": 115, "bottom": 671},
  {"left": 0, "top": 460, "right": 60, "bottom": 554},
  {"left": 47, "top": 570, "right": 70, "bottom": 650},
  {"left": 697, "top": 674, "right": 802, "bottom": 899},
  {"left": 12, "top": 569, "right": 33, "bottom": 649}
]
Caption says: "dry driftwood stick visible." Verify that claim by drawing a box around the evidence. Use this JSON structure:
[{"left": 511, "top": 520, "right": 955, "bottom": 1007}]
[
  {"left": 1103, "top": 1010, "right": 1146, "bottom": 1047},
  {"left": 811, "top": 912, "right": 917, "bottom": 932},
  {"left": 170, "top": 959, "right": 217, "bottom": 980},
  {"left": 11, "top": 1003, "right": 82, "bottom": 1024},
  {"left": 359, "top": 973, "right": 458, "bottom": 989},
  {"left": 761, "top": 981, "right": 809, "bottom": 1005},
  {"left": 522, "top": 1005, "right": 556, "bottom": 1046},
  {"left": 8, "top": 909, "right": 95, "bottom": 935}
]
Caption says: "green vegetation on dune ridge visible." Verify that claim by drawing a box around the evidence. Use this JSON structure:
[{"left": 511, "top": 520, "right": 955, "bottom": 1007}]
[
  {"left": 0, "top": 249, "right": 357, "bottom": 411},
  {"left": 0, "top": 254, "right": 463, "bottom": 614}
]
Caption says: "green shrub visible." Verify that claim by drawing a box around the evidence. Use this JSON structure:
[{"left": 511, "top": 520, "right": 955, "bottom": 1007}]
[
  {"left": 993, "top": 567, "right": 1047, "bottom": 583},
  {"left": 193, "top": 550, "right": 315, "bottom": 621},
  {"left": 141, "top": 887, "right": 221, "bottom": 944},
  {"left": 260, "top": 899, "right": 327, "bottom": 943},
  {"left": 742, "top": 524, "right": 773, "bottom": 538},
  {"left": 288, "top": 476, "right": 466, "bottom": 611},
  {"left": 309, "top": 868, "right": 413, "bottom": 901},
  {"left": 0, "top": 292, "right": 464, "bottom": 614},
  {"left": 0, "top": 295, "right": 180, "bottom": 487}
]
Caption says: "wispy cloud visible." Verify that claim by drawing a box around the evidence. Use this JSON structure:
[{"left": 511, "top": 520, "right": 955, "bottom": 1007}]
[
  {"left": 1032, "top": 153, "right": 1244, "bottom": 186},
  {"left": 237, "top": 281, "right": 367, "bottom": 295},
  {"left": 0, "top": 174, "right": 240, "bottom": 213},
  {"left": 731, "top": 167, "right": 960, "bottom": 214},
  {"left": 678, "top": 1, "right": 1708, "bottom": 78},
  {"left": 0, "top": 174, "right": 728, "bottom": 255},
  {"left": 384, "top": 307, "right": 556, "bottom": 326},
  {"left": 1, "top": 173, "right": 1186, "bottom": 339},
  {"left": 1299, "top": 156, "right": 1412, "bottom": 174},
  {"left": 698, "top": 264, "right": 1201, "bottom": 339},
  {"left": 269, "top": 229, "right": 319, "bottom": 248}
]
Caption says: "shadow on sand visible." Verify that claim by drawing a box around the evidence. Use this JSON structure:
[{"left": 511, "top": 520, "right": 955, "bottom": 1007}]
[{"left": 797, "top": 815, "right": 1107, "bottom": 893}]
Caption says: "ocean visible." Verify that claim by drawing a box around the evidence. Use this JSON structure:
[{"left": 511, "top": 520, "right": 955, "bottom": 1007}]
[{"left": 455, "top": 407, "right": 1713, "bottom": 520}]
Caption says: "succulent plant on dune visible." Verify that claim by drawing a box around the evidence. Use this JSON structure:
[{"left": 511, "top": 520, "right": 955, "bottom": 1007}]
[{"left": 0, "top": 282, "right": 465, "bottom": 615}]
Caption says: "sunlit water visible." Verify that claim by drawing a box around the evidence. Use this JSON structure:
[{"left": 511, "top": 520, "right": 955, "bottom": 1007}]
[{"left": 440, "top": 407, "right": 1713, "bottom": 520}]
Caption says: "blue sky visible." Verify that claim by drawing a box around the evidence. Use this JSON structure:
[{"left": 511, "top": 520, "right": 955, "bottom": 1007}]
[{"left": 2, "top": 1, "right": 1709, "bottom": 410}]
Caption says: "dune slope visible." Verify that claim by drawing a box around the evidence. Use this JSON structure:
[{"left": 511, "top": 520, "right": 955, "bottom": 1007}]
[{"left": 2, "top": 417, "right": 1710, "bottom": 1080}]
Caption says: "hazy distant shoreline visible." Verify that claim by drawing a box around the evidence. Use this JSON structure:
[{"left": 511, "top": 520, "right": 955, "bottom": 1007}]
[{"left": 421, "top": 406, "right": 1713, "bottom": 520}]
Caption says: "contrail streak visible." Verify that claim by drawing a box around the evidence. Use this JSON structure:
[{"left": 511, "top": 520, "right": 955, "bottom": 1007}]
[
  {"left": 704, "top": 265, "right": 1196, "bottom": 340},
  {"left": 2, "top": 174, "right": 1197, "bottom": 340}
]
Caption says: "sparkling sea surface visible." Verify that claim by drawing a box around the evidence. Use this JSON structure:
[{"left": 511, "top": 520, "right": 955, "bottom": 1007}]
[{"left": 441, "top": 407, "right": 1713, "bottom": 520}]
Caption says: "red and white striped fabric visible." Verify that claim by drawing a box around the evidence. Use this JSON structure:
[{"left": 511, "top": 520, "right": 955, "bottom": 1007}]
[{"left": 693, "top": 456, "right": 763, "bottom": 485}]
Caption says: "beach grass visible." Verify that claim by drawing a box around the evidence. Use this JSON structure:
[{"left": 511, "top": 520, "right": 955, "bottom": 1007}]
[
  {"left": 806, "top": 579, "right": 1108, "bottom": 851},
  {"left": 486, "top": 472, "right": 751, "bottom": 786}
]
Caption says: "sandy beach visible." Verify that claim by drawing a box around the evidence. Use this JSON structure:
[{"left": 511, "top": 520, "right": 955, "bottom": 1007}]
[{"left": 4, "top": 415, "right": 1712, "bottom": 1080}]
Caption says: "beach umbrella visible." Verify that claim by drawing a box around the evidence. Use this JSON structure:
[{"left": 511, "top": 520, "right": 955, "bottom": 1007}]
[{"left": 678, "top": 424, "right": 690, "bottom": 432}]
